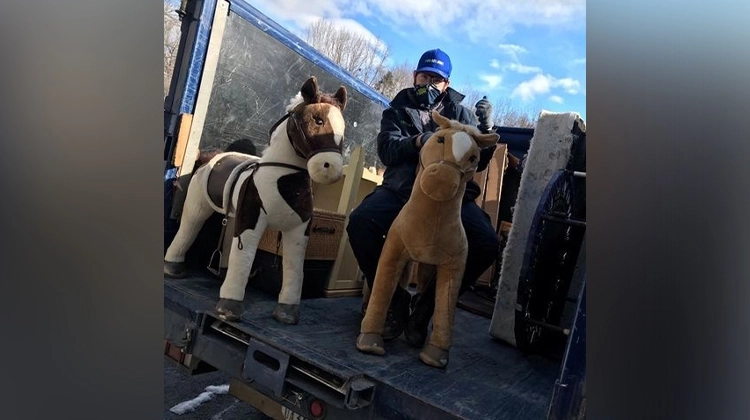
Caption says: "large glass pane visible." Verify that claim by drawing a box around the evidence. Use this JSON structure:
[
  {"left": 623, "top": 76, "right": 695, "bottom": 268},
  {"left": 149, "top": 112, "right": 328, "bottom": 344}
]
[{"left": 199, "top": 12, "right": 385, "bottom": 168}]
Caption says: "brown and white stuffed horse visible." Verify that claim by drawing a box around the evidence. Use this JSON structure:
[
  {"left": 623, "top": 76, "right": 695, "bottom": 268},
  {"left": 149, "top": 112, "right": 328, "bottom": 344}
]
[
  {"left": 164, "top": 76, "right": 346, "bottom": 325},
  {"left": 356, "top": 111, "right": 498, "bottom": 368}
]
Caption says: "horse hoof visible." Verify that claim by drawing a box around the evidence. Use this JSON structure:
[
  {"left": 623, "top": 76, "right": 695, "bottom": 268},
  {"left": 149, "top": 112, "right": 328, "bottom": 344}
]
[
  {"left": 216, "top": 298, "right": 243, "bottom": 322},
  {"left": 272, "top": 303, "right": 299, "bottom": 325},
  {"left": 356, "top": 333, "right": 385, "bottom": 355},
  {"left": 419, "top": 344, "right": 449, "bottom": 368},
  {"left": 164, "top": 261, "right": 186, "bottom": 278}
]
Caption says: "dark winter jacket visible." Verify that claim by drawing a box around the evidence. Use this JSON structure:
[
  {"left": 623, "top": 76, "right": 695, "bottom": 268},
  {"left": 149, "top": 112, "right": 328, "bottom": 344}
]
[{"left": 376, "top": 86, "right": 497, "bottom": 200}]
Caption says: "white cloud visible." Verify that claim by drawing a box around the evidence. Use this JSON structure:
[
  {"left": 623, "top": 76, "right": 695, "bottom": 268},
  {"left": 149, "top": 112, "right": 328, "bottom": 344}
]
[
  {"left": 511, "top": 74, "right": 581, "bottom": 101},
  {"left": 491, "top": 44, "right": 542, "bottom": 75},
  {"left": 364, "top": 1, "right": 466, "bottom": 40},
  {"left": 325, "top": 18, "right": 388, "bottom": 53},
  {"left": 512, "top": 74, "right": 551, "bottom": 101},
  {"left": 497, "top": 43, "right": 528, "bottom": 54},
  {"left": 239, "top": 1, "right": 389, "bottom": 56},
  {"left": 549, "top": 95, "right": 564, "bottom": 104},
  {"left": 496, "top": 43, "right": 528, "bottom": 62},
  {"left": 555, "top": 77, "right": 580, "bottom": 94},
  {"left": 350, "top": 1, "right": 584, "bottom": 46},
  {"left": 245, "top": 1, "right": 585, "bottom": 56},
  {"left": 479, "top": 74, "right": 503, "bottom": 90},
  {"left": 347, "top": 0, "right": 374, "bottom": 16},
  {"left": 506, "top": 63, "right": 542, "bottom": 74},
  {"left": 243, "top": 0, "right": 344, "bottom": 31}
]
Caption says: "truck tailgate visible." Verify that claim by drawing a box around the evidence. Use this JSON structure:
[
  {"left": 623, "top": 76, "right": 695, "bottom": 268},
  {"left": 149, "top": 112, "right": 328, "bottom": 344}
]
[{"left": 165, "top": 273, "right": 560, "bottom": 419}]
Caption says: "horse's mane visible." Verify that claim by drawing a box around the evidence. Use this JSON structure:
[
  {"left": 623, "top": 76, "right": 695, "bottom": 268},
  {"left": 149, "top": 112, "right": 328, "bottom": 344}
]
[
  {"left": 317, "top": 92, "right": 345, "bottom": 109},
  {"left": 285, "top": 90, "right": 345, "bottom": 112},
  {"left": 285, "top": 93, "right": 305, "bottom": 112}
]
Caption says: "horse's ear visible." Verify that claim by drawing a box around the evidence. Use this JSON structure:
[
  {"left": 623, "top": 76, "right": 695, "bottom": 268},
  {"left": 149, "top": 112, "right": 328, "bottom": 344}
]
[
  {"left": 431, "top": 110, "right": 451, "bottom": 129},
  {"left": 334, "top": 86, "right": 347, "bottom": 111},
  {"left": 300, "top": 76, "right": 319, "bottom": 103},
  {"left": 473, "top": 132, "right": 500, "bottom": 148}
]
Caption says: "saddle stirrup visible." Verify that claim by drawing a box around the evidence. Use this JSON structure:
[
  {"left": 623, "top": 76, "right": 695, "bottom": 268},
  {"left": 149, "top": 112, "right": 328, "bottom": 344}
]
[{"left": 207, "top": 217, "right": 229, "bottom": 277}]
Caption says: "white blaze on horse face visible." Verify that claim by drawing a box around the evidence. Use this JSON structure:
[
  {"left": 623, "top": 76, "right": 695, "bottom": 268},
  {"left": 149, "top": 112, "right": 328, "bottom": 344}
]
[
  {"left": 326, "top": 107, "right": 345, "bottom": 145},
  {"left": 451, "top": 132, "right": 474, "bottom": 162},
  {"left": 308, "top": 152, "right": 344, "bottom": 185}
]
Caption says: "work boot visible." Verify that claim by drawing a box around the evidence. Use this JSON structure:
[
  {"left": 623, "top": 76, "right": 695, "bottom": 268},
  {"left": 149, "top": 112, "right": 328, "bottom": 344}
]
[
  {"left": 382, "top": 286, "right": 411, "bottom": 341},
  {"left": 404, "top": 278, "right": 436, "bottom": 348}
]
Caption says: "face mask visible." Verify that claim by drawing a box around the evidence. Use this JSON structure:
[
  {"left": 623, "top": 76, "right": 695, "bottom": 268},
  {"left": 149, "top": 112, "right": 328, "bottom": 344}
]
[{"left": 414, "top": 83, "right": 442, "bottom": 108}]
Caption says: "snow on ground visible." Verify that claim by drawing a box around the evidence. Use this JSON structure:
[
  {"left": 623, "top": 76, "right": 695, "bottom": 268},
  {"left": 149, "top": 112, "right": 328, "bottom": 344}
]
[{"left": 169, "top": 384, "right": 230, "bottom": 415}]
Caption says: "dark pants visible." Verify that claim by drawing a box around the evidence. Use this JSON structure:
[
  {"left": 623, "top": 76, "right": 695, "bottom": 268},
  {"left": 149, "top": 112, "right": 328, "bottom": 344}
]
[{"left": 346, "top": 186, "right": 500, "bottom": 296}]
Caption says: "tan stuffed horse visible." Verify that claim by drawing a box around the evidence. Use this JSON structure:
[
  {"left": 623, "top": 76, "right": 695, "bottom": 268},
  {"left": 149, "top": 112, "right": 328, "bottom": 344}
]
[{"left": 357, "top": 111, "right": 499, "bottom": 368}]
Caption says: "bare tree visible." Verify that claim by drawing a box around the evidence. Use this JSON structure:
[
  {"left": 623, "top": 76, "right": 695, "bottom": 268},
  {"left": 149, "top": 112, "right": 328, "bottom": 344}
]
[
  {"left": 492, "top": 98, "right": 539, "bottom": 128},
  {"left": 373, "top": 62, "right": 415, "bottom": 100},
  {"left": 303, "top": 20, "right": 390, "bottom": 92},
  {"left": 459, "top": 86, "right": 486, "bottom": 113},
  {"left": 164, "top": 0, "right": 181, "bottom": 97}
]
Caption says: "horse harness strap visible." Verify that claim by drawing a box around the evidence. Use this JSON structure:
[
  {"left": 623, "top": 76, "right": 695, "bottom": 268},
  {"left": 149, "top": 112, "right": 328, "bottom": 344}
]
[
  {"left": 207, "top": 159, "right": 257, "bottom": 275},
  {"left": 256, "top": 161, "right": 308, "bottom": 173},
  {"left": 232, "top": 161, "right": 309, "bottom": 239},
  {"left": 207, "top": 155, "right": 256, "bottom": 209},
  {"left": 207, "top": 160, "right": 308, "bottom": 275}
]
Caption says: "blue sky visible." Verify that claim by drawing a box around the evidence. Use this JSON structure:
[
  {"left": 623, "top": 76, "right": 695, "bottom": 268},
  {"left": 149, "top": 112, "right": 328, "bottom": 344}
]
[{"left": 243, "top": 0, "right": 586, "bottom": 121}]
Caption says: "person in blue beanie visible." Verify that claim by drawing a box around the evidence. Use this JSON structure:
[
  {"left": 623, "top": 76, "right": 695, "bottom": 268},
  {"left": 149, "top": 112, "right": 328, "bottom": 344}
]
[{"left": 346, "top": 48, "right": 499, "bottom": 346}]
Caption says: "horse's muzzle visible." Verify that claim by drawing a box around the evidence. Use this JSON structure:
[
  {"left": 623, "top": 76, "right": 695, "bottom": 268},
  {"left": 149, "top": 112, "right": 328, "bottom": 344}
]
[
  {"left": 419, "top": 163, "right": 461, "bottom": 201},
  {"left": 307, "top": 152, "right": 344, "bottom": 184}
]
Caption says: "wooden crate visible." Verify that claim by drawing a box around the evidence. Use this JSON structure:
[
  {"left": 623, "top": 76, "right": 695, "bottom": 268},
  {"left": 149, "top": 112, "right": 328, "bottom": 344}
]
[
  {"left": 322, "top": 147, "right": 383, "bottom": 297},
  {"left": 473, "top": 144, "right": 509, "bottom": 286},
  {"left": 257, "top": 209, "right": 345, "bottom": 261}
]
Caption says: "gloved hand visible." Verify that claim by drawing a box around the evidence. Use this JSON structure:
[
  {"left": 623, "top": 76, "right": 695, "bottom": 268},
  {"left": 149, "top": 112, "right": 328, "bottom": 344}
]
[
  {"left": 414, "top": 131, "right": 433, "bottom": 148},
  {"left": 474, "top": 96, "right": 494, "bottom": 133}
]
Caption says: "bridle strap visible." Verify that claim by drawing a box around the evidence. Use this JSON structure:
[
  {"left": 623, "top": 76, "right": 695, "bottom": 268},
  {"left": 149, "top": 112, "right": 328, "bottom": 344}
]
[
  {"left": 286, "top": 111, "right": 315, "bottom": 159},
  {"left": 268, "top": 106, "right": 311, "bottom": 160},
  {"left": 419, "top": 155, "right": 476, "bottom": 178},
  {"left": 268, "top": 112, "right": 308, "bottom": 159},
  {"left": 268, "top": 113, "right": 290, "bottom": 139},
  {"left": 268, "top": 107, "right": 343, "bottom": 161}
]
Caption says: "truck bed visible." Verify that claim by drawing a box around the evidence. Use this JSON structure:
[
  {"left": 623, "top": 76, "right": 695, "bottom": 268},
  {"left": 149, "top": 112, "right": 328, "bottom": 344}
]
[{"left": 165, "top": 271, "right": 560, "bottom": 420}]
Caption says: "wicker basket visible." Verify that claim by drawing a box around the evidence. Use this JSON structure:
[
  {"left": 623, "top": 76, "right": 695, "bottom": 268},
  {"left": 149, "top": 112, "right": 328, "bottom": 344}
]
[{"left": 258, "top": 209, "right": 345, "bottom": 260}]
